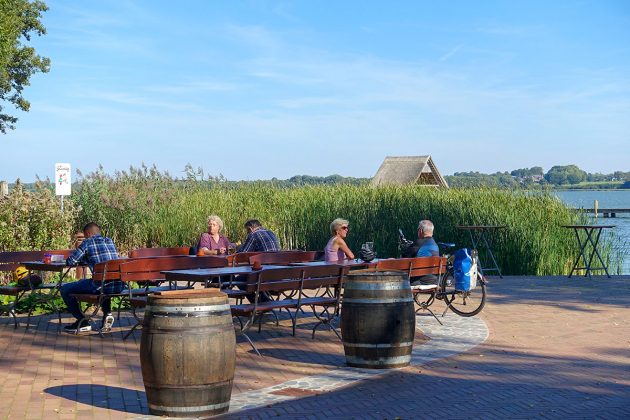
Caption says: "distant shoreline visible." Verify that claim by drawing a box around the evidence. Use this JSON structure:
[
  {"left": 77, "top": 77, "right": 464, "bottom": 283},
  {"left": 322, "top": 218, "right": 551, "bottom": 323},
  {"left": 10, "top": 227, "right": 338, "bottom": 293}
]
[{"left": 552, "top": 188, "right": 628, "bottom": 192}]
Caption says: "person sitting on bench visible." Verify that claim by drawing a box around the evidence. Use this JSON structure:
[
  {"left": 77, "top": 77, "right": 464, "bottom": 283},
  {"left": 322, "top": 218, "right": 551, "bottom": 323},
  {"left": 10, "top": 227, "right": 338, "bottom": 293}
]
[
  {"left": 61, "top": 222, "right": 122, "bottom": 333},
  {"left": 403, "top": 219, "right": 439, "bottom": 285}
]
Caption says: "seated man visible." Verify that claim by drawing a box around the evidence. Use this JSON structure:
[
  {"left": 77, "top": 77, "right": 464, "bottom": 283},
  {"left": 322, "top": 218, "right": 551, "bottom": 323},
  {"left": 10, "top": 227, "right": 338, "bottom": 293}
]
[
  {"left": 236, "top": 219, "right": 280, "bottom": 303},
  {"left": 61, "top": 222, "right": 123, "bottom": 333},
  {"left": 237, "top": 219, "right": 280, "bottom": 252},
  {"left": 403, "top": 219, "right": 439, "bottom": 285}
]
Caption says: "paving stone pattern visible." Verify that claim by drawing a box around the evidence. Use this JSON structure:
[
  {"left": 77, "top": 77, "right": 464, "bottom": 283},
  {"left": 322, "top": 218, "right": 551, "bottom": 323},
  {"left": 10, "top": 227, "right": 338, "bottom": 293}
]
[
  {"left": 227, "top": 314, "right": 487, "bottom": 413},
  {"left": 1, "top": 275, "right": 629, "bottom": 419}
]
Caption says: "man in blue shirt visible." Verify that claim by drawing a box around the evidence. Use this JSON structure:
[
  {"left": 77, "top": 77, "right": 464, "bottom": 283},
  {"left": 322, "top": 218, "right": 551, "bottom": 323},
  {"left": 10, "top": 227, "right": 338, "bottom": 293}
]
[
  {"left": 62, "top": 222, "right": 122, "bottom": 333},
  {"left": 238, "top": 219, "right": 280, "bottom": 252},
  {"left": 402, "top": 219, "right": 439, "bottom": 259},
  {"left": 403, "top": 220, "right": 440, "bottom": 285},
  {"left": 415, "top": 220, "right": 439, "bottom": 257}
]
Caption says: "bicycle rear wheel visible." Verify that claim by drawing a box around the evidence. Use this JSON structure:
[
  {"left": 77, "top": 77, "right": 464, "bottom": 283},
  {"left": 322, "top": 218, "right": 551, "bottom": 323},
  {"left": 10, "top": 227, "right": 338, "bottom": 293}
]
[{"left": 440, "top": 270, "right": 486, "bottom": 317}]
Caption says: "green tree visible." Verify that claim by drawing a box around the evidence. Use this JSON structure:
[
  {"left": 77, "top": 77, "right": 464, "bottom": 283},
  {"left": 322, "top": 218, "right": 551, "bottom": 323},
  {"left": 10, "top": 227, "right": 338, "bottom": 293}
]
[
  {"left": 545, "top": 165, "right": 587, "bottom": 185},
  {"left": 511, "top": 167, "right": 544, "bottom": 178},
  {"left": 0, "top": 0, "right": 50, "bottom": 134}
]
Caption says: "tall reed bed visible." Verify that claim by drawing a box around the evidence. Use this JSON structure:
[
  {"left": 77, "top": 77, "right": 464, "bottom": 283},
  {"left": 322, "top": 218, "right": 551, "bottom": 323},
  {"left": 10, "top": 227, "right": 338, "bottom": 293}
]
[
  {"left": 0, "top": 180, "right": 77, "bottom": 251},
  {"left": 71, "top": 170, "right": 584, "bottom": 275}
]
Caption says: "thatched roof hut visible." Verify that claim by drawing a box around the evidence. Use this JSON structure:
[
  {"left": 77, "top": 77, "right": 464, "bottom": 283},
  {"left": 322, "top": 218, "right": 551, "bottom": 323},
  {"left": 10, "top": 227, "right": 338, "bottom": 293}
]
[{"left": 371, "top": 156, "right": 449, "bottom": 188}]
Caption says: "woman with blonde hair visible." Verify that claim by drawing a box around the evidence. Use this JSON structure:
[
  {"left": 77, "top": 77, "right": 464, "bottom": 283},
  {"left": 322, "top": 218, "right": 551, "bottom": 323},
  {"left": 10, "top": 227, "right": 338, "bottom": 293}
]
[
  {"left": 324, "top": 218, "right": 355, "bottom": 262},
  {"left": 198, "top": 215, "right": 234, "bottom": 255}
]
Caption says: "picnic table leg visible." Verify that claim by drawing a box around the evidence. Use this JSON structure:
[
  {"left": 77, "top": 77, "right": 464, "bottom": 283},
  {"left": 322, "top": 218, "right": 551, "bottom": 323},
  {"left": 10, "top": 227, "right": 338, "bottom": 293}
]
[
  {"left": 568, "top": 228, "right": 587, "bottom": 278},
  {"left": 480, "top": 229, "right": 502, "bottom": 278},
  {"left": 585, "top": 227, "right": 611, "bottom": 278},
  {"left": 468, "top": 230, "right": 478, "bottom": 249},
  {"left": 467, "top": 230, "right": 485, "bottom": 277},
  {"left": 7, "top": 289, "right": 27, "bottom": 328}
]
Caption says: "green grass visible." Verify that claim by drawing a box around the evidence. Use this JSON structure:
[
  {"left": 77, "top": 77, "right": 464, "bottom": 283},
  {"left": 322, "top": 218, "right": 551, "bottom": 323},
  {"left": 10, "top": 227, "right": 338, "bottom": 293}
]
[
  {"left": 556, "top": 181, "right": 624, "bottom": 190},
  {"left": 2, "top": 167, "right": 610, "bottom": 276},
  {"left": 70, "top": 175, "right": 585, "bottom": 275}
]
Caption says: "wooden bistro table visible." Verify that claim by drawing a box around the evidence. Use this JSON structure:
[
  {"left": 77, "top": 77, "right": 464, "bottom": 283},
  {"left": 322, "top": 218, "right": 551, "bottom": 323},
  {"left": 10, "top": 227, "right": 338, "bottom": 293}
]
[
  {"left": 456, "top": 225, "right": 506, "bottom": 278},
  {"left": 562, "top": 225, "right": 615, "bottom": 278},
  {"left": 20, "top": 261, "right": 81, "bottom": 328},
  {"left": 288, "top": 259, "right": 379, "bottom": 269},
  {"left": 161, "top": 265, "right": 291, "bottom": 287}
]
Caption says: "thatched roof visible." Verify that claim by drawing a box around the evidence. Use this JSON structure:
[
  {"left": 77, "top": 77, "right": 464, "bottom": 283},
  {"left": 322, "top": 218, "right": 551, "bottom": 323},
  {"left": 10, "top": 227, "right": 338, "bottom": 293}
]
[{"left": 371, "top": 155, "right": 449, "bottom": 188}]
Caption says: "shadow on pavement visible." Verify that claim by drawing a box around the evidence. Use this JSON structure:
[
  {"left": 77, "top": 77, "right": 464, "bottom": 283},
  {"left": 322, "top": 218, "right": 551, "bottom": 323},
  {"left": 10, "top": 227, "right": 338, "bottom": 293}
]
[
  {"left": 486, "top": 275, "right": 630, "bottom": 311},
  {"left": 44, "top": 384, "right": 147, "bottom": 415},
  {"left": 219, "top": 342, "right": 630, "bottom": 419}
]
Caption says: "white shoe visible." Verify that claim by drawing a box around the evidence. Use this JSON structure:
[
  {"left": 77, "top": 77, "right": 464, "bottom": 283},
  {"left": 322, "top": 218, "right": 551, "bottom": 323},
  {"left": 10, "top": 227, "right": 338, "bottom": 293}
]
[
  {"left": 101, "top": 313, "right": 115, "bottom": 332},
  {"left": 64, "top": 318, "right": 92, "bottom": 333}
]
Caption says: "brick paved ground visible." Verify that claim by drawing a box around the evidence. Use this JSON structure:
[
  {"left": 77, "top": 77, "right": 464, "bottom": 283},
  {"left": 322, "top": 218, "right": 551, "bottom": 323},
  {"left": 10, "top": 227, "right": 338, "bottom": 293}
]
[{"left": 1, "top": 275, "right": 629, "bottom": 419}]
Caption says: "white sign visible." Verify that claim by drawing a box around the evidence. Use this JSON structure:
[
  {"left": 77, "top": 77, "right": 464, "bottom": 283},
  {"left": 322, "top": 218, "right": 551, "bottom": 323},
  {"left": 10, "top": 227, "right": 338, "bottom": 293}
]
[{"left": 55, "top": 163, "right": 71, "bottom": 196}]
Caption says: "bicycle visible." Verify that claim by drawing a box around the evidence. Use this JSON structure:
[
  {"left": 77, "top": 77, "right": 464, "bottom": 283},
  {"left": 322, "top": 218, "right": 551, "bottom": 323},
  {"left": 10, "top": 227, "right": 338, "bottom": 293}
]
[{"left": 398, "top": 229, "right": 487, "bottom": 317}]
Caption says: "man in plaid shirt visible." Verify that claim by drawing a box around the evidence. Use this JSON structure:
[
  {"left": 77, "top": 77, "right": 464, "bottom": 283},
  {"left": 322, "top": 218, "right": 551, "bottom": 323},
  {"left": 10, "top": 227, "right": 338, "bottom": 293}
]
[
  {"left": 237, "top": 219, "right": 280, "bottom": 252},
  {"left": 236, "top": 219, "right": 280, "bottom": 303},
  {"left": 62, "top": 222, "right": 122, "bottom": 333}
]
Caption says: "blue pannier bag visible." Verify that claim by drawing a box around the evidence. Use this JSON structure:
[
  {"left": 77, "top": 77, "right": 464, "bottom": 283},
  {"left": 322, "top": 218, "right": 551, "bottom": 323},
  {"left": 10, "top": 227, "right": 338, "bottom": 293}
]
[{"left": 453, "top": 248, "right": 477, "bottom": 291}]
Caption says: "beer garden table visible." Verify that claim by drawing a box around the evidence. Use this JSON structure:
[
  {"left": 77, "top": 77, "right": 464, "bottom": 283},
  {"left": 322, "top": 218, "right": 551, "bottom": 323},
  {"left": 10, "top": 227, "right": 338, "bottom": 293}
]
[
  {"left": 288, "top": 259, "right": 378, "bottom": 269},
  {"left": 20, "top": 261, "right": 85, "bottom": 327},
  {"left": 161, "top": 265, "right": 291, "bottom": 285},
  {"left": 456, "top": 225, "right": 505, "bottom": 278},
  {"left": 562, "top": 225, "right": 615, "bottom": 278}
]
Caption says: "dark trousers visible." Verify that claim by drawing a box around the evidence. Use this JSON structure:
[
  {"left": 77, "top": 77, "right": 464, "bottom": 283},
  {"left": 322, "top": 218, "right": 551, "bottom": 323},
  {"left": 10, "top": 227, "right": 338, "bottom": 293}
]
[
  {"left": 60, "top": 279, "right": 122, "bottom": 320},
  {"left": 410, "top": 274, "right": 438, "bottom": 286}
]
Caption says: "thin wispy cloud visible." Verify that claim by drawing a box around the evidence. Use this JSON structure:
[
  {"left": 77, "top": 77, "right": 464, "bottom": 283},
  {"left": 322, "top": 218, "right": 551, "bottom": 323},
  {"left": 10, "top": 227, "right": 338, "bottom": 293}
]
[{"left": 438, "top": 44, "right": 465, "bottom": 62}]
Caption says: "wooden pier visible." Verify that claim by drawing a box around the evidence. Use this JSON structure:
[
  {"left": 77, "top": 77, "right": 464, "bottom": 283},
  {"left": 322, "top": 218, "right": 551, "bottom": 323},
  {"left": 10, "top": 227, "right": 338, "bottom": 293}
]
[{"left": 582, "top": 208, "right": 629, "bottom": 218}]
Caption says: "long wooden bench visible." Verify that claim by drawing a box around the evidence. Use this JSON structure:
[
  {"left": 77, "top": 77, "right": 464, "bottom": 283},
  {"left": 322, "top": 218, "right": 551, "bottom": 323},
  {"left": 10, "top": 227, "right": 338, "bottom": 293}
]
[
  {"left": 375, "top": 256, "right": 447, "bottom": 324},
  {"left": 118, "top": 256, "right": 227, "bottom": 339},
  {"left": 0, "top": 250, "right": 73, "bottom": 328},
  {"left": 69, "top": 258, "right": 130, "bottom": 336},
  {"left": 248, "top": 250, "right": 320, "bottom": 266},
  {"left": 225, "top": 252, "right": 261, "bottom": 266},
  {"left": 129, "top": 246, "right": 191, "bottom": 258},
  {"left": 232, "top": 265, "right": 345, "bottom": 355}
]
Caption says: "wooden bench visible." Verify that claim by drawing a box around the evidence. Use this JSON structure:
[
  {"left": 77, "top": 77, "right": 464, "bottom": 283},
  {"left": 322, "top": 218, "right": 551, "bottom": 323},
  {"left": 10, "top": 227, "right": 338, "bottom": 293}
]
[
  {"left": 225, "top": 252, "right": 261, "bottom": 266},
  {"left": 128, "top": 246, "right": 191, "bottom": 258},
  {"left": 248, "top": 250, "right": 320, "bottom": 266},
  {"left": 231, "top": 265, "right": 345, "bottom": 355},
  {"left": 375, "top": 256, "right": 447, "bottom": 324},
  {"left": 69, "top": 258, "right": 130, "bottom": 336},
  {"left": 0, "top": 250, "right": 73, "bottom": 328},
  {"left": 118, "top": 256, "right": 227, "bottom": 339}
]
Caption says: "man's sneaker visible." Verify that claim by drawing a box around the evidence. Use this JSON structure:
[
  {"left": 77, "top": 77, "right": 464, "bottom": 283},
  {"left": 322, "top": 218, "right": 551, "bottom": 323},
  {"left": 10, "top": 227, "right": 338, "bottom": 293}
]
[
  {"left": 101, "top": 313, "right": 115, "bottom": 332},
  {"left": 63, "top": 318, "right": 92, "bottom": 333}
]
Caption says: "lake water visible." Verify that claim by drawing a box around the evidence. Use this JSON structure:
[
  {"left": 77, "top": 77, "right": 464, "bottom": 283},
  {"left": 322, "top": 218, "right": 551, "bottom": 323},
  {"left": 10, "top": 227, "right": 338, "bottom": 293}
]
[{"left": 554, "top": 190, "right": 630, "bottom": 274}]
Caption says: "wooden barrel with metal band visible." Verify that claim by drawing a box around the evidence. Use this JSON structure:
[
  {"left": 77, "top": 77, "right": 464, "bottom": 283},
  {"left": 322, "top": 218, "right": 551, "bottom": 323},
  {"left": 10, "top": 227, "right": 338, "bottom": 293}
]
[
  {"left": 340, "top": 271, "right": 415, "bottom": 368},
  {"left": 139, "top": 289, "right": 235, "bottom": 417}
]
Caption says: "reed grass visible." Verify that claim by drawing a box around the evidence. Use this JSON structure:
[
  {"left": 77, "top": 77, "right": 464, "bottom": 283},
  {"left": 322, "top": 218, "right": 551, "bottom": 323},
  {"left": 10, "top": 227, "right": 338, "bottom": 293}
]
[{"left": 67, "top": 168, "right": 587, "bottom": 275}]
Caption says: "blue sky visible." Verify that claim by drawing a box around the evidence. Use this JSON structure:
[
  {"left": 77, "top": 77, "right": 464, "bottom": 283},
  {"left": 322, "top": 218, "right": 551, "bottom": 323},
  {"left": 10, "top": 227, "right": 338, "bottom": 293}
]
[{"left": 2, "top": 0, "right": 629, "bottom": 182}]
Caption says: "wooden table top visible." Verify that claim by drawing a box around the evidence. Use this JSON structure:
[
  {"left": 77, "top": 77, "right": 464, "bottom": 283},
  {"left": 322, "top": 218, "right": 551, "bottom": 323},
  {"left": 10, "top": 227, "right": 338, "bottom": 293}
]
[
  {"left": 289, "top": 259, "right": 378, "bottom": 268},
  {"left": 562, "top": 225, "right": 616, "bottom": 229},
  {"left": 21, "top": 261, "right": 69, "bottom": 272},
  {"left": 161, "top": 265, "right": 291, "bottom": 281}
]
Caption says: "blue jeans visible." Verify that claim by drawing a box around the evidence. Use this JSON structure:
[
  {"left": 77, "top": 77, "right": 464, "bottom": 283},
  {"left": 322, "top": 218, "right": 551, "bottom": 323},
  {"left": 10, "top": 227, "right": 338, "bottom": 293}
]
[{"left": 60, "top": 279, "right": 124, "bottom": 320}]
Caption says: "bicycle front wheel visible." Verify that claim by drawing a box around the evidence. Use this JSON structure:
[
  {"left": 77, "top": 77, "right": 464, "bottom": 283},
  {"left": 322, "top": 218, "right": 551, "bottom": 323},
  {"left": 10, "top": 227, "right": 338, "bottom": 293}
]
[{"left": 440, "top": 270, "right": 486, "bottom": 317}]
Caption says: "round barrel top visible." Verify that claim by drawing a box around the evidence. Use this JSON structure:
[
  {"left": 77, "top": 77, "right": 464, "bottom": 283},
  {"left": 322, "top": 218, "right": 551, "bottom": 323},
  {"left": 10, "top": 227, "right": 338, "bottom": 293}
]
[
  {"left": 562, "top": 225, "right": 616, "bottom": 229},
  {"left": 346, "top": 270, "right": 408, "bottom": 279},
  {"left": 456, "top": 225, "right": 506, "bottom": 230},
  {"left": 150, "top": 288, "right": 226, "bottom": 299}
]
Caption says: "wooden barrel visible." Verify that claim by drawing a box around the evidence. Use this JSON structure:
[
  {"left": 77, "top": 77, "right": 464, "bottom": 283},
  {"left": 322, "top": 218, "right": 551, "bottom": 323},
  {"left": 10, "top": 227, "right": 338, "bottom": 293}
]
[
  {"left": 341, "top": 271, "right": 415, "bottom": 368},
  {"left": 139, "top": 289, "right": 236, "bottom": 417}
]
